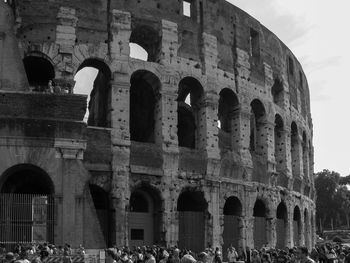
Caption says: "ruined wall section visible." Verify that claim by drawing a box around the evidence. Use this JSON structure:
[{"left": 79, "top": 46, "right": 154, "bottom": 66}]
[{"left": 8, "top": 0, "right": 315, "bottom": 249}]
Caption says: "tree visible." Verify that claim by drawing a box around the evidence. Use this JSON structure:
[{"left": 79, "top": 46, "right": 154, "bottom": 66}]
[{"left": 315, "top": 169, "right": 340, "bottom": 229}]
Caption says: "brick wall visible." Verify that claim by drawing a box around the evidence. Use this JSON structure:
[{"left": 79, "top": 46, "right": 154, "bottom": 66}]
[{"left": 0, "top": 92, "right": 87, "bottom": 121}]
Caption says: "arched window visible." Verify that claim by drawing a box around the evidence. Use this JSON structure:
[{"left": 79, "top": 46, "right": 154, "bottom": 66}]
[
  {"left": 23, "top": 54, "right": 55, "bottom": 91},
  {"left": 130, "top": 25, "right": 161, "bottom": 62},
  {"left": 302, "top": 132, "right": 309, "bottom": 179},
  {"left": 74, "top": 59, "right": 112, "bottom": 127},
  {"left": 291, "top": 122, "right": 299, "bottom": 177},
  {"left": 178, "top": 77, "right": 204, "bottom": 149},
  {"left": 274, "top": 114, "right": 284, "bottom": 173},
  {"left": 250, "top": 99, "right": 266, "bottom": 154},
  {"left": 130, "top": 70, "right": 161, "bottom": 143},
  {"left": 218, "top": 88, "right": 240, "bottom": 151},
  {"left": 271, "top": 78, "right": 284, "bottom": 107}
]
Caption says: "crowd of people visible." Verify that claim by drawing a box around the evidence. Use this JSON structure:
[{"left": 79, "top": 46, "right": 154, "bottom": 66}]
[{"left": 1, "top": 242, "right": 350, "bottom": 263}]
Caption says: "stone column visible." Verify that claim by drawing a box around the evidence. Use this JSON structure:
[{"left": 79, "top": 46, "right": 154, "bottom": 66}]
[
  {"left": 109, "top": 9, "right": 132, "bottom": 247},
  {"left": 55, "top": 7, "right": 78, "bottom": 82},
  {"left": 54, "top": 138, "right": 86, "bottom": 247},
  {"left": 160, "top": 20, "right": 178, "bottom": 66},
  {"left": 267, "top": 217, "right": 277, "bottom": 248},
  {"left": 204, "top": 183, "right": 221, "bottom": 249},
  {"left": 285, "top": 203, "right": 293, "bottom": 248},
  {"left": 243, "top": 216, "right": 255, "bottom": 251},
  {"left": 291, "top": 131, "right": 303, "bottom": 179},
  {"left": 238, "top": 108, "right": 253, "bottom": 180}
]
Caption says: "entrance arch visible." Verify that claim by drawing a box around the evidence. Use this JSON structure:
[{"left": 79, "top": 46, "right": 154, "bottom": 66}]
[
  {"left": 177, "top": 189, "right": 207, "bottom": 252},
  {"left": 223, "top": 196, "right": 242, "bottom": 257},
  {"left": 253, "top": 199, "right": 267, "bottom": 249},
  {"left": 0, "top": 164, "right": 54, "bottom": 247},
  {"left": 128, "top": 185, "right": 162, "bottom": 247},
  {"left": 276, "top": 202, "right": 287, "bottom": 248},
  {"left": 23, "top": 54, "right": 55, "bottom": 91},
  {"left": 74, "top": 59, "right": 112, "bottom": 127},
  {"left": 293, "top": 206, "right": 301, "bottom": 246}
]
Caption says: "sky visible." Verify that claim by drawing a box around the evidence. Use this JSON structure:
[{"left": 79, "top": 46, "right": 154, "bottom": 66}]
[
  {"left": 227, "top": 0, "right": 349, "bottom": 176},
  {"left": 75, "top": 0, "right": 350, "bottom": 176}
]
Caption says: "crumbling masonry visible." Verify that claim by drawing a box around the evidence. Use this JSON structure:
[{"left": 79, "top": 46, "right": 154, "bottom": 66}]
[{"left": 0, "top": 0, "right": 315, "bottom": 252}]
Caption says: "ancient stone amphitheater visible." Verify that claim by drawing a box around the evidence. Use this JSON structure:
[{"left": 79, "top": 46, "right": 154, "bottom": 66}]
[{"left": 0, "top": 0, "right": 315, "bottom": 252}]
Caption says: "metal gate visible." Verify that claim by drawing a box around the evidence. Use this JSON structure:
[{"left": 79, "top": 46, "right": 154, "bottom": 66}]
[
  {"left": 293, "top": 220, "right": 299, "bottom": 246},
  {"left": 0, "top": 194, "right": 54, "bottom": 248},
  {"left": 178, "top": 211, "right": 205, "bottom": 252},
  {"left": 276, "top": 219, "right": 285, "bottom": 248},
  {"left": 254, "top": 217, "right": 266, "bottom": 249},
  {"left": 223, "top": 215, "right": 240, "bottom": 260}
]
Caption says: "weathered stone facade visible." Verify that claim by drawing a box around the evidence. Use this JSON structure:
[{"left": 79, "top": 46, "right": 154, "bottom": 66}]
[{"left": 0, "top": 0, "right": 315, "bottom": 251}]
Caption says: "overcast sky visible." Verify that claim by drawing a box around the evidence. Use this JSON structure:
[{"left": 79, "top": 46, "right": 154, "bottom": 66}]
[
  {"left": 228, "top": 0, "right": 350, "bottom": 175},
  {"left": 76, "top": 1, "right": 349, "bottom": 176}
]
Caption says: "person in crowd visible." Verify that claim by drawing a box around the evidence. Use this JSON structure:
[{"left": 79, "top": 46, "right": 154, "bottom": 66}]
[{"left": 296, "top": 246, "right": 315, "bottom": 263}]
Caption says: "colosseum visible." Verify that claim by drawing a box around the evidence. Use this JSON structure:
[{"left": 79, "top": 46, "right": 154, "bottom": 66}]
[{"left": 0, "top": 0, "right": 315, "bottom": 252}]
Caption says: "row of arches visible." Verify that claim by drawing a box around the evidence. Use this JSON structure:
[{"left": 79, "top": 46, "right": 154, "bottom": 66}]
[
  {"left": 22, "top": 54, "right": 311, "bottom": 176},
  {"left": 0, "top": 164, "right": 314, "bottom": 250}
]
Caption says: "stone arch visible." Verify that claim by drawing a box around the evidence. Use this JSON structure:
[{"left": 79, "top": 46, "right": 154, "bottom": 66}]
[
  {"left": 177, "top": 188, "right": 207, "bottom": 252},
  {"left": 253, "top": 198, "right": 268, "bottom": 249},
  {"left": 250, "top": 99, "right": 266, "bottom": 154},
  {"left": 274, "top": 114, "right": 284, "bottom": 174},
  {"left": 223, "top": 196, "right": 242, "bottom": 255},
  {"left": 291, "top": 122, "right": 299, "bottom": 177},
  {"left": 75, "top": 58, "right": 112, "bottom": 127},
  {"left": 0, "top": 164, "right": 55, "bottom": 245},
  {"left": 130, "top": 70, "right": 161, "bottom": 143},
  {"left": 177, "top": 77, "right": 205, "bottom": 149},
  {"left": 293, "top": 205, "right": 301, "bottom": 246},
  {"left": 89, "top": 184, "right": 111, "bottom": 246},
  {"left": 276, "top": 201, "right": 287, "bottom": 248},
  {"left": 23, "top": 52, "right": 55, "bottom": 91},
  {"left": 130, "top": 24, "right": 161, "bottom": 62},
  {"left": 128, "top": 182, "right": 163, "bottom": 246},
  {"left": 0, "top": 163, "right": 54, "bottom": 194},
  {"left": 218, "top": 88, "right": 240, "bottom": 151}
]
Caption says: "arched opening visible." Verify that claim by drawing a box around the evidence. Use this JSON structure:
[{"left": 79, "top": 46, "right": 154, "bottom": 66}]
[
  {"left": 130, "top": 70, "right": 161, "bottom": 143},
  {"left": 178, "top": 77, "right": 204, "bottom": 149},
  {"left": 250, "top": 99, "right": 266, "bottom": 154},
  {"left": 218, "top": 88, "right": 240, "bottom": 151},
  {"left": 304, "top": 209, "right": 310, "bottom": 248},
  {"left": 177, "top": 189, "right": 207, "bottom": 252},
  {"left": 89, "top": 184, "right": 111, "bottom": 247},
  {"left": 271, "top": 78, "right": 284, "bottom": 107},
  {"left": 0, "top": 164, "right": 54, "bottom": 247},
  {"left": 23, "top": 55, "right": 55, "bottom": 91},
  {"left": 291, "top": 122, "right": 299, "bottom": 177},
  {"left": 276, "top": 202, "right": 287, "bottom": 248},
  {"left": 253, "top": 199, "right": 267, "bottom": 249},
  {"left": 302, "top": 132, "right": 309, "bottom": 179},
  {"left": 130, "top": 25, "right": 161, "bottom": 62},
  {"left": 274, "top": 114, "right": 284, "bottom": 173},
  {"left": 128, "top": 185, "right": 162, "bottom": 247},
  {"left": 293, "top": 206, "right": 301, "bottom": 246},
  {"left": 223, "top": 196, "right": 242, "bottom": 257},
  {"left": 74, "top": 59, "right": 112, "bottom": 127},
  {"left": 129, "top": 43, "right": 148, "bottom": 61}
]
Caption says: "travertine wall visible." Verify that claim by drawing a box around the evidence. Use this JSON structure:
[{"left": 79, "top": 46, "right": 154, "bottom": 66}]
[{"left": 0, "top": 0, "right": 315, "bottom": 251}]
